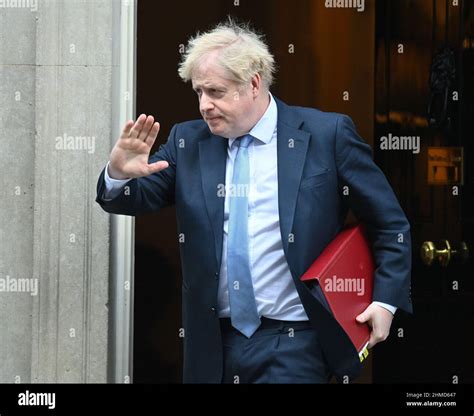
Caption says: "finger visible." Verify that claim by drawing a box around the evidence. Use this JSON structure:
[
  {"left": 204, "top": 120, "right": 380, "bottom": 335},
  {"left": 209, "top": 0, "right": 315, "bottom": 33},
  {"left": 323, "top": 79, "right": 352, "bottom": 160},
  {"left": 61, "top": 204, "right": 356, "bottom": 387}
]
[
  {"left": 138, "top": 116, "right": 155, "bottom": 142},
  {"left": 369, "top": 331, "right": 386, "bottom": 349},
  {"left": 129, "top": 114, "right": 147, "bottom": 138},
  {"left": 145, "top": 122, "right": 160, "bottom": 147},
  {"left": 147, "top": 160, "right": 169, "bottom": 175},
  {"left": 356, "top": 312, "right": 369, "bottom": 323},
  {"left": 121, "top": 120, "right": 135, "bottom": 137},
  {"left": 368, "top": 332, "right": 378, "bottom": 349},
  {"left": 376, "top": 330, "right": 389, "bottom": 342}
]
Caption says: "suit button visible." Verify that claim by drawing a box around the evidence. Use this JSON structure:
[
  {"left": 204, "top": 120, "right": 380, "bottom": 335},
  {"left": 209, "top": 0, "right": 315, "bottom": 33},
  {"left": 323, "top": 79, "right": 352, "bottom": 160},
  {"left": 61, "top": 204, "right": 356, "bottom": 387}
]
[
  {"left": 214, "top": 272, "right": 219, "bottom": 279},
  {"left": 210, "top": 307, "right": 216, "bottom": 314}
]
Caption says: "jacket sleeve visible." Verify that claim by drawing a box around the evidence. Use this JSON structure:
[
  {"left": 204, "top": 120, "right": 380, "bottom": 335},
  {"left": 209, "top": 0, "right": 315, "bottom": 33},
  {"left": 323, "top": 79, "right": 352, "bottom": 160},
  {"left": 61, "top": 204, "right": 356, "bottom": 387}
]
[
  {"left": 95, "top": 124, "right": 178, "bottom": 216},
  {"left": 335, "top": 115, "right": 412, "bottom": 313}
]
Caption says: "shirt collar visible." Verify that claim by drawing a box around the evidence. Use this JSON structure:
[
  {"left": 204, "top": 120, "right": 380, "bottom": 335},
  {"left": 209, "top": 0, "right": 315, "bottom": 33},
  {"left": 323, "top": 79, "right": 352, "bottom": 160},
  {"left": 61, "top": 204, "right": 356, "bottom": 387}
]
[{"left": 228, "top": 92, "right": 277, "bottom": 148}]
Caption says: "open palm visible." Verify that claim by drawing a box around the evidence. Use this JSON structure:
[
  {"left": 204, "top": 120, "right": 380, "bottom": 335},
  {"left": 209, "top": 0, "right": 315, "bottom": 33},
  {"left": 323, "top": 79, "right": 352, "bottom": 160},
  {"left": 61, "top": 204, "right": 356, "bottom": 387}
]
[{"left": 108, "top": 114, "right": 169, "bottom": 179}]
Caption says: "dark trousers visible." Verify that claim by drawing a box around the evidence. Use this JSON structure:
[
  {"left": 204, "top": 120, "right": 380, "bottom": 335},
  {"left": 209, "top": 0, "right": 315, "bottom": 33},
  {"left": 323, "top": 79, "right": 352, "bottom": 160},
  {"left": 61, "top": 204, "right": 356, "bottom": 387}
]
[{"left": 220, "top": 317, "right": 332, "bottom": 384}]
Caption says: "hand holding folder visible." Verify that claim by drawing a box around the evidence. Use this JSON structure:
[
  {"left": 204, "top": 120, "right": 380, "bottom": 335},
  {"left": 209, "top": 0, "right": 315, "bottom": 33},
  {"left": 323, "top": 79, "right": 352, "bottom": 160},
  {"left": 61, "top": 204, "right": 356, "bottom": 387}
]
[{"left": 300, "top": 224, "right": 374, "bottom": 362}]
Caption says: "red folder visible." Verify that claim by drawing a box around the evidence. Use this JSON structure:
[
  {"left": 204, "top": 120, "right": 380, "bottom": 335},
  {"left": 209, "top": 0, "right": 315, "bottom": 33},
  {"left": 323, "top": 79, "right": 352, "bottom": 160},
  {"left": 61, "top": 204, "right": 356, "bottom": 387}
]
[{"left": 300, "top": 224, "right": 374, "bottom": 361}]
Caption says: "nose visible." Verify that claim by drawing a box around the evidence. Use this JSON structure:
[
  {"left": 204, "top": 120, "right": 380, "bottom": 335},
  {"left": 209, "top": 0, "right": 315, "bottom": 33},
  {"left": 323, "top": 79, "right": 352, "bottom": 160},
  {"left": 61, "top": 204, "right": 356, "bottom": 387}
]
[{"left": 200, "top": 93, "right": 215, "bottom": 114}]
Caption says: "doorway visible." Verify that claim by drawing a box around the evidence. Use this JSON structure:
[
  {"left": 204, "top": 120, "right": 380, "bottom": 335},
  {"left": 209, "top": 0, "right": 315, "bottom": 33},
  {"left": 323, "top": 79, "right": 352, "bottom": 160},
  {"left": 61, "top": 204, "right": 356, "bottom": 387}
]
[
  {"left": 133, "top": 0, "right": 432, "bottom": 383},
  {"left": 373, "top": 0, "right": 474, "bottom": 383}
]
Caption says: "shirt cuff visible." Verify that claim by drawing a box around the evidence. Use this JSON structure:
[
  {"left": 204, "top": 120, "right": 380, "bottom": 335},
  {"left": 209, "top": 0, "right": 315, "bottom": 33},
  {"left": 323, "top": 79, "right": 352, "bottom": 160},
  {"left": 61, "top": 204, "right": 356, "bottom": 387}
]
[
  {"left": 372, "top": 301, "right": 397, "bottom": 315},
  {"left": 103, "top": 162, "right": 132, "bottom": 199}
]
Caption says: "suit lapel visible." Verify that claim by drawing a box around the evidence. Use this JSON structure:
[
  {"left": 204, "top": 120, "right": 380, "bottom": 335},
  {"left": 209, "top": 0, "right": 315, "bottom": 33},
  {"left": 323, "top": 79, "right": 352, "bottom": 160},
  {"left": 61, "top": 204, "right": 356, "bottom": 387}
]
[
  {"left": 199, "top": 134, "right": 228, "bottom": 269},
  {"left": 198, "top": 97, "right": 311, "bottom": 272},
  {"left": 275, "top": 98, "right": 311, "bottom": 259}
]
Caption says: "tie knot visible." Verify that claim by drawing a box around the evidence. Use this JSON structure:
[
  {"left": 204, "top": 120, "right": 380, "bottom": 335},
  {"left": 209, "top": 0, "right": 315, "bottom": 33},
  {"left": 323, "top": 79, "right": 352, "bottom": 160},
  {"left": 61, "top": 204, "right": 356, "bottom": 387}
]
[{"left": 237, "top": 134, "right": 253, "bottom": 149}]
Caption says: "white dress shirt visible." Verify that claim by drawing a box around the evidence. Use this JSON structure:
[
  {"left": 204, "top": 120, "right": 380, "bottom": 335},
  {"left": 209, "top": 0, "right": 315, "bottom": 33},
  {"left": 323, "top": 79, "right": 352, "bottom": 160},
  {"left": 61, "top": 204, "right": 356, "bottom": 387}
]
[{"left": 217, "top": 94, "right": 308, "bottom": 320}]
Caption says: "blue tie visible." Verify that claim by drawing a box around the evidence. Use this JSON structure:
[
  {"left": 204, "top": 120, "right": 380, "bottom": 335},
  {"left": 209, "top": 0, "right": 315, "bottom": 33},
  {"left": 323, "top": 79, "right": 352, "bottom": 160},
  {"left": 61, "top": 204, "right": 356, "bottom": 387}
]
[{"left": 227, "top": 134, "right": 261, "bottom": 338}]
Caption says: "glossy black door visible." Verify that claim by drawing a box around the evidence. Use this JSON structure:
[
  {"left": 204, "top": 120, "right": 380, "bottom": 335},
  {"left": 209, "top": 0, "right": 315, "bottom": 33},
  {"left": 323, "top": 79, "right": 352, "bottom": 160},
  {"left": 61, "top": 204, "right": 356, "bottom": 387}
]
[{"left": 373, "top": 0, "right": 474, "bottom": 383}]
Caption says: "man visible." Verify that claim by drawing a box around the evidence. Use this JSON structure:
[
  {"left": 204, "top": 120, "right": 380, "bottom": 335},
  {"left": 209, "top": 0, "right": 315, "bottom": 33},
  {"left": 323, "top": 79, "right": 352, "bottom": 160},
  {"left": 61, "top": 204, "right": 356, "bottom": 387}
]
[{"left": 96, "top": 20, "right": 412, "bottom": 383}]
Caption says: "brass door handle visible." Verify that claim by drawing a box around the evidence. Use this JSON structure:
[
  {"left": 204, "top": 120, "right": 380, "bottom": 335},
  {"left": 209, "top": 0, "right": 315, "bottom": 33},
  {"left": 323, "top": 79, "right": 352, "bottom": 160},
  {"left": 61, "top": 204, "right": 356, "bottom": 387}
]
[{"left": 421, "top": 240, "right": 469, "bottom": 266}]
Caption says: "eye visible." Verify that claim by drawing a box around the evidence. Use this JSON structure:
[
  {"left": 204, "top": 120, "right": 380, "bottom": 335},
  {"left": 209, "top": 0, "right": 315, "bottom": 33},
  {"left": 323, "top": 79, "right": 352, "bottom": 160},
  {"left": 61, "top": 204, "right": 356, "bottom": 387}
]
[{"left": 210, "top": 89, "right": 224, "bottom": 97}]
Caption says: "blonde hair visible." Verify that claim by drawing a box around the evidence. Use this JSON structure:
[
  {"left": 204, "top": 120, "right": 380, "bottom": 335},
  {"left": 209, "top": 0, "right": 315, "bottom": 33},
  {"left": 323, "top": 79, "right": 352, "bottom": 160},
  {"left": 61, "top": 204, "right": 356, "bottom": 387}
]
[{"left": 178, "top": 18, "right": 276, "bottom": 90}]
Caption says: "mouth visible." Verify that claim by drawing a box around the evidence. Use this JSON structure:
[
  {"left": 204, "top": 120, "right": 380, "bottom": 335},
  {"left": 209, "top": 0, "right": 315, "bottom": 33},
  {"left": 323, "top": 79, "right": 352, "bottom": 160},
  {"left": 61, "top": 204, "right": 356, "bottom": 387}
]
[{"left": 206, "top": 116, "right": 222, "bottom": 122}]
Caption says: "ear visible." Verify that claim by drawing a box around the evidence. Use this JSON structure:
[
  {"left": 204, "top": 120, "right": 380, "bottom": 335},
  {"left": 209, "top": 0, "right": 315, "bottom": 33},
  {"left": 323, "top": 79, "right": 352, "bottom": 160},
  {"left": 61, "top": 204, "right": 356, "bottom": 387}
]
[{"left": 250, "top": 73, "right": 262, "bottom": 97}]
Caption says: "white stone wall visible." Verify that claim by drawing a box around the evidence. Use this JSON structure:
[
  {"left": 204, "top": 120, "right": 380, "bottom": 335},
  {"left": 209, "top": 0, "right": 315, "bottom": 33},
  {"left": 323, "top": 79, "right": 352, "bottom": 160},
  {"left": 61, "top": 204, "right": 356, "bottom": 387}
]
[{"left": 0, "top": 0, "right": 120, "bottom": 383}]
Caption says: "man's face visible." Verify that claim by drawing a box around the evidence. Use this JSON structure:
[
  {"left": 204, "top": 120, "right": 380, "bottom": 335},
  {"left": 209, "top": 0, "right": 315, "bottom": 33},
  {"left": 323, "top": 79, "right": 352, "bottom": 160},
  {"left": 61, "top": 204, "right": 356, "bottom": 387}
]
[{"left": 191, "top": 52, "right": 257, "bottom": 138}]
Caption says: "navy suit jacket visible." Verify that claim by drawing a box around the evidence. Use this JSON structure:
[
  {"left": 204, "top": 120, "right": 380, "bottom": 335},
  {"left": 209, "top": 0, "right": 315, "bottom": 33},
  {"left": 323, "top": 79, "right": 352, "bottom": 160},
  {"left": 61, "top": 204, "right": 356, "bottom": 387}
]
[{"left": 96, "top": 97, "right": 412, "bottom": 383}]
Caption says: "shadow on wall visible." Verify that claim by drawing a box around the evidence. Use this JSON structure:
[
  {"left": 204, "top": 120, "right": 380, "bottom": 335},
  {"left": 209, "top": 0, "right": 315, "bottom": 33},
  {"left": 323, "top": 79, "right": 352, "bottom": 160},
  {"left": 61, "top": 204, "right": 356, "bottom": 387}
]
[{"left": 133, "top": 243, "right": 183, "bottom": 383}]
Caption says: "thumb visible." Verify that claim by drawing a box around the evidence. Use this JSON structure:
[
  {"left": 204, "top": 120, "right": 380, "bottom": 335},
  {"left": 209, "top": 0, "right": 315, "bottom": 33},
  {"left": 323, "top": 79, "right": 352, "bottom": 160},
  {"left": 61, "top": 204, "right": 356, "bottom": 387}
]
[
  {"left": 147, "top": 160, "right": 169, "bottom": 174},
  {"left": 356, "top": 310, "right": 370, "bottom": 323}
]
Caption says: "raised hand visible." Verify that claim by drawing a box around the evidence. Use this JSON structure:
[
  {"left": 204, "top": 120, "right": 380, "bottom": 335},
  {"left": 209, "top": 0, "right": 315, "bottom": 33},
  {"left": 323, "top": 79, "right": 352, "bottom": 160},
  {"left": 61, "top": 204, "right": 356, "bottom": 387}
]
[{"left": 108, "top": 114, "right": 169, "bottom": 180}]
